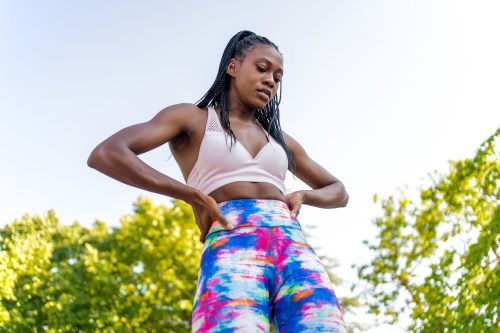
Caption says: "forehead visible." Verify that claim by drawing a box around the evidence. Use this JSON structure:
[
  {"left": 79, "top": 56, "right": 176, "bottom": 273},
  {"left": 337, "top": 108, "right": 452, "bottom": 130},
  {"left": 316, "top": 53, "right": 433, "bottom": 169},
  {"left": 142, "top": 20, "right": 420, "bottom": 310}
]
[{"left": 243, "top": 45, "right": 283, "bottom": 69}]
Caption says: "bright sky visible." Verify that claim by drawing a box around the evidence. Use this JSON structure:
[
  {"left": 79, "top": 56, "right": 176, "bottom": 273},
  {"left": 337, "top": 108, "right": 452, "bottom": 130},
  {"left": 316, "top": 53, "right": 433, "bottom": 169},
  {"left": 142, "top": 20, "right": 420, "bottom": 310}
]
[{"left": 1, "top": 1, "right": 499, "bottom": 331}]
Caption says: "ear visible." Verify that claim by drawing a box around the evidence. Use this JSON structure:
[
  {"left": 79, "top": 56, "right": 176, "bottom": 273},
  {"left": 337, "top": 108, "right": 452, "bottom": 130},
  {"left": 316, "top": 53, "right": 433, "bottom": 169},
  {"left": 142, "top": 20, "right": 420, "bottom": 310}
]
[{"left": 226, "top": 58, "right": 238, "bottom": 77}]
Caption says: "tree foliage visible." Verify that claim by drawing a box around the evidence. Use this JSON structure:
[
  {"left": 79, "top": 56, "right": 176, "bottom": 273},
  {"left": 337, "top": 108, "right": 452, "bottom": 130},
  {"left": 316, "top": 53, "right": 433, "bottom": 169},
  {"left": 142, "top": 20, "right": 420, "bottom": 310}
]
[
  {"left": 0, "top": 198, "right": 202, "bottom": 333},
  {"left": 358, "top": 128, "right": 500, "bottom": 332},
  {"left": 1, "top": 196, "right": 356, "bottom": 332}
]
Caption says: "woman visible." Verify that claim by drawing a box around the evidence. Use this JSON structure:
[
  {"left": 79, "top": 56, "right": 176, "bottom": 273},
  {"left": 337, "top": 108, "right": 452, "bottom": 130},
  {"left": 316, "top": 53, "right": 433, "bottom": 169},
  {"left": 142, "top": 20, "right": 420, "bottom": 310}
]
[{"left": 88, "top": 30, "right": 348, "bottom": 333}]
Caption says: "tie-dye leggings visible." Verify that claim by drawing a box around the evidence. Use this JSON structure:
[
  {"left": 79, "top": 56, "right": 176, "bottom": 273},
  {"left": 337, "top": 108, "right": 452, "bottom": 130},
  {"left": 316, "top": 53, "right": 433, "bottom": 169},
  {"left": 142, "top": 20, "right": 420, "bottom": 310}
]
[{"left": 192, "top": 199, "right": 347, "bottom": 333}]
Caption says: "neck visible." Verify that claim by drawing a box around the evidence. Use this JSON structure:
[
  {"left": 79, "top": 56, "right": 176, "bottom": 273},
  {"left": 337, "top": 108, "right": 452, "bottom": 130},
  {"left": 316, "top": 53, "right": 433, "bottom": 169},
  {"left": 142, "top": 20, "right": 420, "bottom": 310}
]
[{"left": 225, "top": 86, "right": 257, "bottom": 123}]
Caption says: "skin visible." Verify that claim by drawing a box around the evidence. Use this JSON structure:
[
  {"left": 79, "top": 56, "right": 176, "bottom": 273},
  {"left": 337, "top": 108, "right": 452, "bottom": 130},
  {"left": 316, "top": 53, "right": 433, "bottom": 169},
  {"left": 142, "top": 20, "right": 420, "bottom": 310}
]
[{"left": 87, "top": 45, "right": 349, "bottom": 242}]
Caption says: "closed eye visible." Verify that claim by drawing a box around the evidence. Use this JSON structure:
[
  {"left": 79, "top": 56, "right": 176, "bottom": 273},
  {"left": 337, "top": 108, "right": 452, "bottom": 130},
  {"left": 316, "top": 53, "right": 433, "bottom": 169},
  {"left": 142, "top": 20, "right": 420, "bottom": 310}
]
[{"left": 256, "top": 64, "right": 282, "bottom": 83}]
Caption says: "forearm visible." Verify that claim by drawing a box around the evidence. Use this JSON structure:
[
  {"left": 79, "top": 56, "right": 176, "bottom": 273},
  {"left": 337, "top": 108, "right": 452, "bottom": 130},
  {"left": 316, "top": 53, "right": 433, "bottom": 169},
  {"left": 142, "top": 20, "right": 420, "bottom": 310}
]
[
  {"left": 87, "top": 144, "right": 200, "bottom": 203},
  {"left": 301, "top": 181, "right": 349, "bottom": 209}
]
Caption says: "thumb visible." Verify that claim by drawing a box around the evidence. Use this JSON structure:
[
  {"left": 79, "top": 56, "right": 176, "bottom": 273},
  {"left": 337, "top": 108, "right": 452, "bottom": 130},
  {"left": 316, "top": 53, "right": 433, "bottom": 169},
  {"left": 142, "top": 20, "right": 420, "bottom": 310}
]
[
  {"left": 290, "top": 206, "right": 300, "bottom": 219},
  {"left": 200, "top": 229, "right": 208, "bottom": 243}
]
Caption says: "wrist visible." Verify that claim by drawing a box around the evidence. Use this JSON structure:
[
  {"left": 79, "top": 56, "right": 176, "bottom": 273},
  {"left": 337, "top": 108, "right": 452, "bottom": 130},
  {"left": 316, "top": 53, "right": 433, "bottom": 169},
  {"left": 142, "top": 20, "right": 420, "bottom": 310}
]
[
  {"left": 300, "top": 190, "right": 313, "bottom": 205},
  {"left": 296, "top": 190, "right": 309, "bottom": 205},
  {"left": 181, "top": 187, "right": 205, "bottom": 206}
]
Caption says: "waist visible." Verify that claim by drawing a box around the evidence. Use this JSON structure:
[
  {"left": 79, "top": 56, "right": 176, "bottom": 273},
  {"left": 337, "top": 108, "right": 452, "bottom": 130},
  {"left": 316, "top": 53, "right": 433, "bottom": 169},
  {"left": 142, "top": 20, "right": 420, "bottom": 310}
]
[
  {"left": 209, "top": 182, "right": 286, "bottom": 203},
  {"left": 207, "top": 199, "right": 301, "bottom": 235}
]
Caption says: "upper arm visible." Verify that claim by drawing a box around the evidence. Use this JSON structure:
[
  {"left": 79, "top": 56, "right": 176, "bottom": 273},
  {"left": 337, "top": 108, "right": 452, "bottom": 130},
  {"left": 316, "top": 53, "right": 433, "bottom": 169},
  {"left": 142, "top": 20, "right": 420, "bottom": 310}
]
[
  {"left": 283, "top": 131, "right": 341, "bottom": 189},
  {"left": 95, "top": 103, "right": 200, "bottom": 155}
]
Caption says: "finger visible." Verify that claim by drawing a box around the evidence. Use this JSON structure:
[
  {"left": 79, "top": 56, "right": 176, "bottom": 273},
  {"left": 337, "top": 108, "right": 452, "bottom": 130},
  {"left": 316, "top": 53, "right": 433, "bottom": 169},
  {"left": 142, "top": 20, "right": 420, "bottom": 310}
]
[
  {"left": 285, "top": 195, "right": 296, "bottom": 209},
  {"left": 200, "top": 228, "right": 208, "bottom": 243},
  {"left": 290, "top": 207, "right": 300, "bottom": 218},
  {"left": 214, "top": 216, "right": 234, "bottom": 230}
]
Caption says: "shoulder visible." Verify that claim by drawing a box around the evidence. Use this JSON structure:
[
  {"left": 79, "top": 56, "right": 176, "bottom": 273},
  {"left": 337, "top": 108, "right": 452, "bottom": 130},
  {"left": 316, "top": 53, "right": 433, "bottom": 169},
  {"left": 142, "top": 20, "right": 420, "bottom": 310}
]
[
  {"left": 154, "top": 103, "right": 206, "bottom": 122},
  {"left": 152, "top": 103, "right": 208, "bottom": 132}
]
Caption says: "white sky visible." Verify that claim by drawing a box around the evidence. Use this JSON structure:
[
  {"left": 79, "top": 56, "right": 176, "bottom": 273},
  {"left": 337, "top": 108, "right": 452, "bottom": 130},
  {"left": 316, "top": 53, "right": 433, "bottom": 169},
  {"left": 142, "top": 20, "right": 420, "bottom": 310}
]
[{"left": 1, "top": 1, "right": 499, "bottom": 331}]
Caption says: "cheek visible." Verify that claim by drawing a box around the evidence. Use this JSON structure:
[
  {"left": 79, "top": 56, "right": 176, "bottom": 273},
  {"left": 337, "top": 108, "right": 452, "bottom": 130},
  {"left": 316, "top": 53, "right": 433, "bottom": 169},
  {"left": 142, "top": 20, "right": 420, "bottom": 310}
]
[
  {"left": 272, "top": 84, "right": 280, "bottom": 96},
  {"left": 235, "top": 74, "right": 255, "bottom": 92}
]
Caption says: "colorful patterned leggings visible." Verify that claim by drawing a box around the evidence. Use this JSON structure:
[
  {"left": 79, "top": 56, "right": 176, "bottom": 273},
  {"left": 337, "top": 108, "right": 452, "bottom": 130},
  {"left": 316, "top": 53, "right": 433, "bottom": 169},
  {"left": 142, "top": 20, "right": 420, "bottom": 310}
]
[{"left": 192, "top": 199, "right": 346, "bottom": 333}]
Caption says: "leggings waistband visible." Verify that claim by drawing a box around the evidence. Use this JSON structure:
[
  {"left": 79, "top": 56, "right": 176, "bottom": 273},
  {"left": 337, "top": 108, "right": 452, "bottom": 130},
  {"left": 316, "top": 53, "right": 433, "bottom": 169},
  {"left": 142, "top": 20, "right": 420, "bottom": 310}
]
[{"left": 207, "top": 199, "right": 301, "bottom": 236}]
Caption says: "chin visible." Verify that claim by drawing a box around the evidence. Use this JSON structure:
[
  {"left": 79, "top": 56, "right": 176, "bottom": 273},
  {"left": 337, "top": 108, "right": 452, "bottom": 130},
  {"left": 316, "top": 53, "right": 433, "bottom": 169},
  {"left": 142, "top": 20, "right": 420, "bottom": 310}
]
[
  {"left": 243, "top": 93, "right": 272, "bottom": 109},
  {"left": 254, "top": 99, "right": 272, "bottom": 110},
  {"left": 245, "top": 101, "right": 269, "bottom": 110}
]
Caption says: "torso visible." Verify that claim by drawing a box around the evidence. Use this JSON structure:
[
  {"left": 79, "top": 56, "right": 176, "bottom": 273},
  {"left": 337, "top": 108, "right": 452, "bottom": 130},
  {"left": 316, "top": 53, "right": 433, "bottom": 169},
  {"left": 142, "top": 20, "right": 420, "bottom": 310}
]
[
  {"left": 169, "top": 105, "right": 286, "bottom": 203},
  {"left": 208, "top": 182, "right": 286, "bottom": 203}
]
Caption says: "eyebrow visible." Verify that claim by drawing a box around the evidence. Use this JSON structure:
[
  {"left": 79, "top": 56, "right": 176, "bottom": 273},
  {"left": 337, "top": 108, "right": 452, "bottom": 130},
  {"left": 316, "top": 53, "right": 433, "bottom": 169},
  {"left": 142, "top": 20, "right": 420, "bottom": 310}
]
[{"left": 255, "top": 58, "right": 284, "bottom": 75}]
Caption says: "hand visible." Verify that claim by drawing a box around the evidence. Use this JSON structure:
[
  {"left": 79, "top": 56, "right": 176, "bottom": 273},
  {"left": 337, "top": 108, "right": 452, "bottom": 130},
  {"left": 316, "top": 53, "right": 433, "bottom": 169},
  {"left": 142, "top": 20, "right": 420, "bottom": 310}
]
[
  {"left": 189, "top": 194, "right": 234, "bottom": 243},
  {"left": 285, "top": 190, "right": 306, "bottom": 219}
]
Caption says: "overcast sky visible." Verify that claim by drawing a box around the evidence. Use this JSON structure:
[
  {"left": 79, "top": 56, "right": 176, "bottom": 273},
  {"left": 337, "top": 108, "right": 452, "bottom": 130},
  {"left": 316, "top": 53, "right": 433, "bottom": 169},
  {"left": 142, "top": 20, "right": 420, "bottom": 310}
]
[{"left": 1, "top": 1, "right": 499, "bottom": 331}]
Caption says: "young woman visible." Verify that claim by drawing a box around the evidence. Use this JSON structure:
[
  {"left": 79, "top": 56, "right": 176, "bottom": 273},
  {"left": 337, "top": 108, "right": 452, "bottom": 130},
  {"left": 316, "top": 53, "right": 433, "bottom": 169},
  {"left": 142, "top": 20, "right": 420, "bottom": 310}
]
[{"left": 88, "top": 30, "right": 348, "bottom": 333}]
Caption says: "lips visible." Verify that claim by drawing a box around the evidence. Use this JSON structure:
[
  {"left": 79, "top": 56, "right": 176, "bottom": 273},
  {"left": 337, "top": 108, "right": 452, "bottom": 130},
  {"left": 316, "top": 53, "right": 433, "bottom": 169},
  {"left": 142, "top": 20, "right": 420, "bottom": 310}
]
[{"left": 257, "top": 88, "right": 272, "bottom": 99}]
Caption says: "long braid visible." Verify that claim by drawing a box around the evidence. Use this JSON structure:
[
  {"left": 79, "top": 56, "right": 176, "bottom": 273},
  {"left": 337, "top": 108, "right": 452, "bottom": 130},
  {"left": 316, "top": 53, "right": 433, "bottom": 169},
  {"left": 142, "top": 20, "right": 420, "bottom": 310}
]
[{"left": 196, "top": 31, "right": 294, "bottom": 168}]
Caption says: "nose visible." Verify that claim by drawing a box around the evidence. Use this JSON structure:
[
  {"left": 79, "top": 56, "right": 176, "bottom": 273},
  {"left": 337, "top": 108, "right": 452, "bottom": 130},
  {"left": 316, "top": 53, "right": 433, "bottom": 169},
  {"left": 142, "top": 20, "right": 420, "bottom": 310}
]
[{"left": 263, "top": 73, "right": 275, "bottom": 88}]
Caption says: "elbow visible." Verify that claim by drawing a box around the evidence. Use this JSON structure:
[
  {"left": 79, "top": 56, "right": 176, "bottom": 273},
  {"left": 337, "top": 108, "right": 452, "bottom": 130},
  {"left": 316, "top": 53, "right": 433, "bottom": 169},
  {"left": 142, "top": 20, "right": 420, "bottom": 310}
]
[
  {"left": 87, "top": 144, "right": 110, "bottom": 170},
  {"left": 341, "top": 192, "right": 349, "bottom": 207},
  {"left": 337, "top": 181, "right": 349, "bottom": 208}
]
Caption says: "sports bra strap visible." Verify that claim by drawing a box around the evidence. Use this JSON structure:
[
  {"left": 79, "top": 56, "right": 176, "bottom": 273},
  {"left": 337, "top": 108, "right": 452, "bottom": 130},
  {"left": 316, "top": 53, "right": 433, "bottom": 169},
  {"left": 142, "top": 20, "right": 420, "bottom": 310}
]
[{"left": 206, "top": 107, "right": 224, "bottom": 133}]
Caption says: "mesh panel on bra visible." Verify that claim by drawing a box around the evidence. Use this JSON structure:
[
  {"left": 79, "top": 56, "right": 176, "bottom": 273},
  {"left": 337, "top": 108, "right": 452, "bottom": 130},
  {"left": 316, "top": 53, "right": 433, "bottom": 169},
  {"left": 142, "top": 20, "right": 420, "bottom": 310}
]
[{"left": 206, "top": 108, "right": 224, "bottom": 132}]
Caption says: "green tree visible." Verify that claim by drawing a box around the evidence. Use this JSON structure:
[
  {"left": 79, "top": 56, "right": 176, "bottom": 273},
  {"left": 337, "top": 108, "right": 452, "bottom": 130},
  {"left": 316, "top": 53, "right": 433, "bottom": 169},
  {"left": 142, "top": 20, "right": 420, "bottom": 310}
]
[
  {"left": 358, "top": 128, "right": 499, "bottom": 332},
  {"left": 0, "top": 198, "right": 202, "bottom": 332}
]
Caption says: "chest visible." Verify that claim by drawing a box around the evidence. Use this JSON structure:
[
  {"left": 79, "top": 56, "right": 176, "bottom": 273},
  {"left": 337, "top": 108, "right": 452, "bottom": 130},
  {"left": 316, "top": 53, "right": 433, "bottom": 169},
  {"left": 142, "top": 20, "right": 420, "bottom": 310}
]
[{"left": 229, "top": 121, "right": 270, "bottom": 159}]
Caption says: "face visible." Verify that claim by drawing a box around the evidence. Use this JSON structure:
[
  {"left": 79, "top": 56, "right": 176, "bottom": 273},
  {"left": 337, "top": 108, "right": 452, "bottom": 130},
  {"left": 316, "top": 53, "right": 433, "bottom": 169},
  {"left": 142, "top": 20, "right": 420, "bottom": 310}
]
[{"left": 226, "top": 45, "right": 284, "bottom": 109}]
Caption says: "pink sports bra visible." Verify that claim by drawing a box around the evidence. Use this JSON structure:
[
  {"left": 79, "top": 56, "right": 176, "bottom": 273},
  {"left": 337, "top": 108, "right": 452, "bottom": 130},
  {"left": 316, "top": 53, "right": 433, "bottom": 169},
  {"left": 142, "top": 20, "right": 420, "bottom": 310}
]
[{"left": 186, "top": 107, "right": 288, "bottom": 195}]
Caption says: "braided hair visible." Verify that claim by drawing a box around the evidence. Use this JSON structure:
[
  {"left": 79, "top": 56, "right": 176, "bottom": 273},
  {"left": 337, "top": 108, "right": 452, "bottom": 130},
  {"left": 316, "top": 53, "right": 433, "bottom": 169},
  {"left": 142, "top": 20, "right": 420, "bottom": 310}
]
[{"left": 196, "top": 30, "right": 294, "bottom": 168}]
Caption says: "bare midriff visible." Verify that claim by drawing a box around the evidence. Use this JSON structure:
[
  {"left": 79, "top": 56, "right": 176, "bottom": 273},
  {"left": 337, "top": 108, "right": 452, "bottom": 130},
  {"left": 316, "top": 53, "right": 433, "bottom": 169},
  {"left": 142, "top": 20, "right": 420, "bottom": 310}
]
[{"left": 208, "top": 182, "right": 286, "bottom": 204}]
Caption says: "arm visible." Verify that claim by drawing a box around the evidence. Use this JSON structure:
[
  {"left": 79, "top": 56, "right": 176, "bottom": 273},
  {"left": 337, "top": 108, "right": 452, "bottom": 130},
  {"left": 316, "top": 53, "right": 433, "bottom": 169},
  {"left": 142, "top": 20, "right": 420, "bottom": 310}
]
[
  {"left": 283, "top": 131, "right": 349, "bottom": 217},
  {"left": 88, "top": 103, "right": 195, "bottom": 200},
  {"left": 87, "top": 103, "right": 233, "bottom": 241}
]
